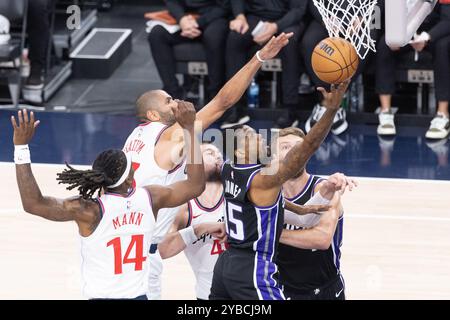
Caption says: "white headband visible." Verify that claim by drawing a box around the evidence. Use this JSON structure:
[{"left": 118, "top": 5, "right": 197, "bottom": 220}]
[{"left": 108, "top": 152, "right": 132, "bottom": 188}]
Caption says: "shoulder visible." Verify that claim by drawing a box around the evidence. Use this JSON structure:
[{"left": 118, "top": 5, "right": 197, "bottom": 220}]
[{"left": 64, "top": 196, "right": 100, "bottom": 223}]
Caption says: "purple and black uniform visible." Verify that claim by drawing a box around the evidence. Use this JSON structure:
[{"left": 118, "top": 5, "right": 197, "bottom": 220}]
[{"left": 209, "top": 161, "right": 285, "bottom": 300}]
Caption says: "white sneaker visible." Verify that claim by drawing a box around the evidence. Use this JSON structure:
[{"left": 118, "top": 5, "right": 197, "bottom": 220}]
[
  {"left": 305, "top": 104, "right": 327, "bottom": 133},
  {"left": 377, "top": 112, "right": 396, "bottom": 136},
  {"left": 331, "top": 108, "right": 348, "bottom": 135},
  {"left": 425, "top": 113, "right": 450, "bottom": 140}
]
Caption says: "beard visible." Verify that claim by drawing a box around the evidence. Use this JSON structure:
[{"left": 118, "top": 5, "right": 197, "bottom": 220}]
[{"left": 160, "top": 112, "right": 176, "bottom": 126}]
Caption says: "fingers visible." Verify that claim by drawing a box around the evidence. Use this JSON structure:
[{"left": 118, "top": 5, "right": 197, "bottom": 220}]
[
  {"left": 34, "top": 120, "right": 41, "bottom": 128},
  {"left": 18, "top": 110, "right": 23, "bottom": 126},
  {"left": 317, "top": 87, "right": 327, "bottom": 96},
  {"left": 10, "top": 115, "right": 18, "bottom": 130},
  {"left": 242, "top": 24, "right": 249, "bottom": 34},
  {"left": 23, "top": 109, "right": 29, "bottom": 124}
]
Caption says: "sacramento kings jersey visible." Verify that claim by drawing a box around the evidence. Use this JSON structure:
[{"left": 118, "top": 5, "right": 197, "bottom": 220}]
[
  {"left": 221, "top": 161, "right": 285, "bottom": 254},
  {"left": 184, "top": 196, "right": 226, "bottom": 300},
  {"left": 278, "top": 175, "right": 344, "bottom": 292},
  {"left": 80, "top": 188, "right": 155, "bottom": 299}
]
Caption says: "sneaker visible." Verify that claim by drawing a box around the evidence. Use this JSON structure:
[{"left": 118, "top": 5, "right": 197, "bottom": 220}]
[
  {"left": 24, "top": 66, "right": 44, "bottom": 90},
  {"left": 305, "top": 104, "right": 326, "bottom": 133},
  {"left": 220, "top": 109, "right": 250, "bottom": 129},
  {"left": 425, "top": 113, "right": 450, "bottom": 140},
  {"left": 377, "top": 111, "right": 396, "bottom": 136},
  {"left": 331, "top": 108, "right": 348, "bottom": 135},
  {"left": 305, "top": 104, "right": 348, "bottom": 135}
]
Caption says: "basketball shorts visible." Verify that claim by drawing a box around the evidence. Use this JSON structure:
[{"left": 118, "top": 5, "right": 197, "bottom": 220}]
[{"left": 209, "top": 248, "right": 285, "bottom": 300}]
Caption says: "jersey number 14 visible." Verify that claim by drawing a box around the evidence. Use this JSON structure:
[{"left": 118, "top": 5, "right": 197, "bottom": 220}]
[{"left": 107, "top": 234, "right": 147, "bottom": 275}]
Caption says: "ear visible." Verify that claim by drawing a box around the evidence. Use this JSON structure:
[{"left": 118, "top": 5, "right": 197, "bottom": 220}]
[
  {"left": 147, "top": 110, "right": 160, "bottom": 122},
  {"left": 234, "top": 148, "right": 245, "bottom": 164}
]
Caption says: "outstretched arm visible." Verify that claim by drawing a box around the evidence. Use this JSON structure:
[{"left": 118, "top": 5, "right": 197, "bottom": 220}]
[
  {"left": 280, "top": 192, "right": 341, "bottom": 250},
  {"left": 160, "top": 33, "right": 293, "bottom": 141},
  {"left": 252, "top": 82, "right": 350, "bottom": 191},
  {"left": 12, "top": 110, "right": 96, "bottom": 229},
  {"left": 196, "top": 33, "right": 293, "bottom": 129},
  {"left": 147, "top": 102, "right": 205, "bottom": 216}
]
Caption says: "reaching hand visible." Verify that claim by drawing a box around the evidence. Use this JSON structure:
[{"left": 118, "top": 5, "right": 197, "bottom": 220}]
[
  {"left": 258, "top": 32, "right": 294, "bottom": 61},
  {"left": 207, "top": 222, "right": 227, "bottom": 243},
  {"left": 317, "top": 80, "right": 350, "bottom": 110},
  {"left": 11, "top": 109, "right": 40, "bottom": 145},
  {"left": 172, "top": 100, "right": 196, "bottom": 129},
  {"left": 327, "top": 172, "right": 358, "bottom": 195}
]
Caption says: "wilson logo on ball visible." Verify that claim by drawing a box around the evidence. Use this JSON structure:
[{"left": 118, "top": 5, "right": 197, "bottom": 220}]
[{"left": 319, "top": 43, "right": 335, "bottom": 56}]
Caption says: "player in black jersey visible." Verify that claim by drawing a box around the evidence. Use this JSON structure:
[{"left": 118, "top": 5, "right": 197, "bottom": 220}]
[
  {"left": 209, "top": 81, "right": 350, "bottom": 300},
  {"left": 275, "top": 127, "right": 357, "bottom": 300}
]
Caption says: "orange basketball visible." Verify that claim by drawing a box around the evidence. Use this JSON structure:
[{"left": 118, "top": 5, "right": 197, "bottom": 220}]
[{"left": 311, "top": 37, "right": 359, "bottom": 84}]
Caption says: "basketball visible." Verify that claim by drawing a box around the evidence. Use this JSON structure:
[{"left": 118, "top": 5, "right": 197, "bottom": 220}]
[{"left": 311, "top": 37, "right": 359, "bottom": 84}]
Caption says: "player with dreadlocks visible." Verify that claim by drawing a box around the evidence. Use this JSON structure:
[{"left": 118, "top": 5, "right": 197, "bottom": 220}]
[{"left": 11, "top": 106, "right": 225, "bottom": 300}]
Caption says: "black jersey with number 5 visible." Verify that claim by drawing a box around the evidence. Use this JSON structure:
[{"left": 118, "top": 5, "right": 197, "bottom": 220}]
[{"left": 221, "top": 161, "right": 285, "bottom": 254}]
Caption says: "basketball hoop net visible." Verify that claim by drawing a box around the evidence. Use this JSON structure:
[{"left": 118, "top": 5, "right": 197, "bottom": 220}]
[{"left": 312, "top": 0, "right": 378, "bottom": 59}]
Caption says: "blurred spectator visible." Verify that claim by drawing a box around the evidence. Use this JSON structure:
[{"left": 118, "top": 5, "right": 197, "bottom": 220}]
[
  {"left": 376, "top": 1, "right": 450, "bottom": 139},
  {"left": 148, "top": 0, "right": 229, "bottom": 100},
  {"left": 24, "top": 0, "right": 52, "bottom": 92},
  {"left": 220, "top": 0, "right": 308, "bottom": 129}
]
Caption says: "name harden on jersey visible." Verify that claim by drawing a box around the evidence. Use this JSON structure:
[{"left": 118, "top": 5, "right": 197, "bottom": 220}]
[
  {"left": 112, "top": 212, "right": 145, "bottom": 229},
  {"left": 224, "top": 180, "right": 241, "bottom": 198}
]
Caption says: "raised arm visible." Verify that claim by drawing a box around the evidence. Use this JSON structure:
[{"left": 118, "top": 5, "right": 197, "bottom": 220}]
[
  {"left": 147, "top": 101, "right": 205, "bottom": 215},
  {"left": 11, "top": 110, "right": 97, "bottom": 234},
  {"left": 253, "top": 82, "right": 350, "bottom": 191}
]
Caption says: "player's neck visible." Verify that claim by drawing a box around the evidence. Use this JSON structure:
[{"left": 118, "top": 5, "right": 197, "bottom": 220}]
[
  {"left": 282, "top": 172, "right": 310, "bottom": 199},
  {"left": 106, "top": 185, "right": 131, "bottom": 196},
  {"left": 196, "top": 181, "right": 223, "bottom": 207}
]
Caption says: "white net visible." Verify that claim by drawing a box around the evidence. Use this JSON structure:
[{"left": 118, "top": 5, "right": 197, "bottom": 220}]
[{"left": 312, "top": 0, "right": 378, "bottom": 59}]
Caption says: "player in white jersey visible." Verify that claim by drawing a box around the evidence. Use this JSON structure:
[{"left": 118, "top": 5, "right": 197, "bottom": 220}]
[
  {"left": 123, "top": 33, "right": 293, "bottom": 299},
  {"left": 11, "top": 105, "right": 208, "bottom": 299},
  {"left": 158, "top": 143, "right": 226, "bottom": 300}
]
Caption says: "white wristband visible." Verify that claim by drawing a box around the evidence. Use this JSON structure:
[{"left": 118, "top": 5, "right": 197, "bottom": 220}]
[
  {"left": 14, "top": 144, "right": 31, "bottom": 164},
  {"left": 179, "top": 226, "right": 197, "bottom": 246},
  {"left": 255, "top": 50, "right": 266, "bottom": 63}
]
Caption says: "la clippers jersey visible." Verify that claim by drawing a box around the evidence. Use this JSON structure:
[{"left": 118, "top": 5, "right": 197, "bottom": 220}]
[
  {"left": 221, "top": 161, "right": 285, "bottom": 254},
  {"left": 123, "top": 121, "right": 186, "bottom": 243},
  {"left": 184, "top": 195, "right": 226, "bottom": 300},
  {"left": 277, "top": 175, "right": 344, "bottom": 292},
  {"left": 80, "top": 188, "right": 155, "bottom": 299}
]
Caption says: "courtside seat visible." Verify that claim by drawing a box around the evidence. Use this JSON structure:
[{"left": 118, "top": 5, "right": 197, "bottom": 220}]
[
  {"left": 395, "top": 50, "right": 435, "bottom": 114},
  {"left": 173, "top": 42, "right": 207, "bottom": 102}
]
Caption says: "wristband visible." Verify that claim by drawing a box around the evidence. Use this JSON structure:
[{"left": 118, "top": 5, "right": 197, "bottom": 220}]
[
  {"left": 179, "top": 226, "right": 197, "bottom": 246},
  {"left": 255, "top": 50, "right": 266, "bottom": 63},
  {"left": 14, "top": 144, "right": 31, "bottom": 164}
]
